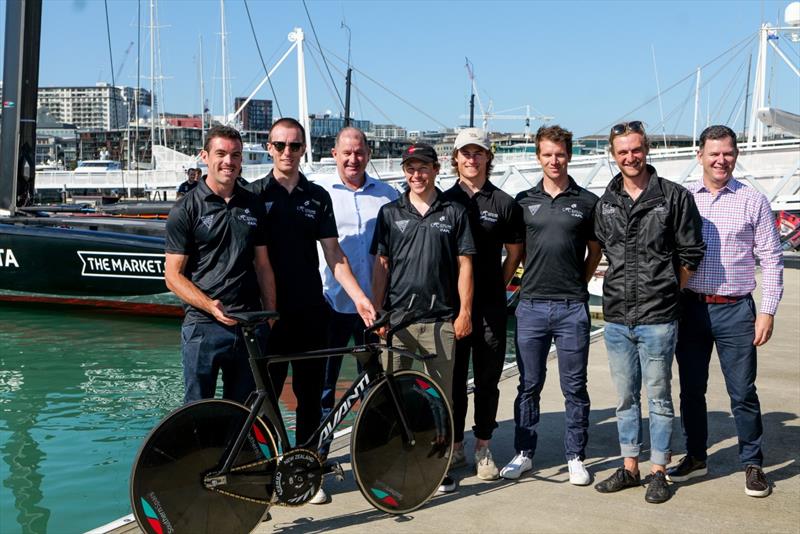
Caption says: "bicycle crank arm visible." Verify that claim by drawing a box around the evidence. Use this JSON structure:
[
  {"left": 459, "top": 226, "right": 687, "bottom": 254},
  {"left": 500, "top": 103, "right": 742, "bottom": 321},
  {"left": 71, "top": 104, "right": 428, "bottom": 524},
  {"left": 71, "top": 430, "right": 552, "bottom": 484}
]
[{"left": 323, "top": 461, "right": 345, "bottom": 482}]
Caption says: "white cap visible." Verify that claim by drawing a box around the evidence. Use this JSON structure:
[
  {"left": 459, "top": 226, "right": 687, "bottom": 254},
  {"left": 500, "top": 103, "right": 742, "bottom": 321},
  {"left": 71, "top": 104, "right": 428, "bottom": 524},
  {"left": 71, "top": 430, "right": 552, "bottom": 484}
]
[{"left": 454, "top": 128, "right": 490, "bottom": 151}]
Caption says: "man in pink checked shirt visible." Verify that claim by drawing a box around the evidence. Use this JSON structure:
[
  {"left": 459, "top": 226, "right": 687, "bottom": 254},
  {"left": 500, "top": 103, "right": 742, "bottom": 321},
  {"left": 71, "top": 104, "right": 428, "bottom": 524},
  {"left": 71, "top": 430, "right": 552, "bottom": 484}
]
[{"left": 667, "top": 125, "right": 784, "bottom": 498}]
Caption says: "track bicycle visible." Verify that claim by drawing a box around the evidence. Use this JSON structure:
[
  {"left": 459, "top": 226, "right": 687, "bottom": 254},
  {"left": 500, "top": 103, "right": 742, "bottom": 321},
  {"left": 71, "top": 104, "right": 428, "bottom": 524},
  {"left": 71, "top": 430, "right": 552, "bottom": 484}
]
[{"left": 130, "top": 309, "right": 454, "bottom": 534}]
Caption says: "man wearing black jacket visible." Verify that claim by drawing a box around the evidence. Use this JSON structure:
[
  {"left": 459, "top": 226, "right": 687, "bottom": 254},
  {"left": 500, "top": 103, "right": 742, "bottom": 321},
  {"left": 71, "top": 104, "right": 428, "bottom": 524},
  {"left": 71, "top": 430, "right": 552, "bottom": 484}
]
[{"left": 593, "top": 121, "right": 705, "bottom": 504}]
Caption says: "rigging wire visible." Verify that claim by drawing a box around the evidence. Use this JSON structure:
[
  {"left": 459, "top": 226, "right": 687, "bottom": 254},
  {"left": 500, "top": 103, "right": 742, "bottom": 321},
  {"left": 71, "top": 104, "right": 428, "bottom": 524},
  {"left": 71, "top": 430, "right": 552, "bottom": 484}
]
[
  {"left": 312, "top": 42, "right": 449, "bottom": 129},
  {"left": 305, "top": 47, "right": 345, "bottom": 115},
  {"left": 591, "top": 32, "right": 757, "bottom": 136},
  {"left": 103, "top": 0, "right": 118, "bottom": 127},
  {"left": 242, "top": 0, "right": 282, "bottom": 117},
  {"left": 301, "top": 0, "right": 345, "bottom": 110}
]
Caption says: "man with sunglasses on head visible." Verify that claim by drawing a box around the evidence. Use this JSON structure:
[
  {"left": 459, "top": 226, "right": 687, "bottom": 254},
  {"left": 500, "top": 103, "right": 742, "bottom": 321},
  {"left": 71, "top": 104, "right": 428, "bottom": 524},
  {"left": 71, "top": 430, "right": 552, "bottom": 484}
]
[
  {"left": 247, "top": 119, "right": 376, "bottom": 487},
  {"left": 371, "top": 143, "right": 476, "bottom": 494},
  {"left": 501, "top": 125, "right": 601, "bottom": 486},
  {"left": 667, "top": 125, "right": 782, "bottom": 498},
  {"left": 593, "top": 121, "right": 705, "bottom": 504},
  {"left": 441, "top": 128, "right": 524, "bottom": 482}
]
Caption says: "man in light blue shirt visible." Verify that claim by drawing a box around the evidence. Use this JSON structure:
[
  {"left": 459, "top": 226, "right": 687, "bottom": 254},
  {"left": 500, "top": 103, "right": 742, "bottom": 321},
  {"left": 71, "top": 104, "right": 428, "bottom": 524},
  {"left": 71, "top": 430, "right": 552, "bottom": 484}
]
[{"left": 311, "top": 126, "right": 398, "bottom": 503}]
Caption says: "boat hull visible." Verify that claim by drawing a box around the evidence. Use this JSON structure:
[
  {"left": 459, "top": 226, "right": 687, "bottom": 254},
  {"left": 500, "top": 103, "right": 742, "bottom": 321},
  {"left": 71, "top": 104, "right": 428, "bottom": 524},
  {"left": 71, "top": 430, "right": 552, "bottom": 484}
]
[{"left": 0, "top": 221, "right": 168, "bottom": 296}]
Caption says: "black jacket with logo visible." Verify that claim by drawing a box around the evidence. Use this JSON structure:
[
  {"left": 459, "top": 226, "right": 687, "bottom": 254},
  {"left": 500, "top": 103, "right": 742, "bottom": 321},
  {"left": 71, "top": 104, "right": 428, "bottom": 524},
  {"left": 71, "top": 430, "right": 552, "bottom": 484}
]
[{"left": 594, "top": 166, "right": 705, "bottom": 326}]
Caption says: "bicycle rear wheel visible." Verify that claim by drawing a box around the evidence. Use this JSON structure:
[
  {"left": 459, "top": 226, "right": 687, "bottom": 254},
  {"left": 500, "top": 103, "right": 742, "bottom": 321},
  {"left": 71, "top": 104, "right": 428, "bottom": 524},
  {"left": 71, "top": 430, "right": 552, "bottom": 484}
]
[
  {"left": 351, "top": 370, "right": 453, "bottom": 514},
  {"left": 130, "top": 399, "right": 278, "bottom": 534}
]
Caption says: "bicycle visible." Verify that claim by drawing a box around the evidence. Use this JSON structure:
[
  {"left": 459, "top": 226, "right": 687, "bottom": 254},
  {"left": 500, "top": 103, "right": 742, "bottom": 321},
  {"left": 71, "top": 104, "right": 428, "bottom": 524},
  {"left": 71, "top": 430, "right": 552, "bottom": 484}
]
[{"left": 130, "top": 309, "right": 454, "bottom": 534}]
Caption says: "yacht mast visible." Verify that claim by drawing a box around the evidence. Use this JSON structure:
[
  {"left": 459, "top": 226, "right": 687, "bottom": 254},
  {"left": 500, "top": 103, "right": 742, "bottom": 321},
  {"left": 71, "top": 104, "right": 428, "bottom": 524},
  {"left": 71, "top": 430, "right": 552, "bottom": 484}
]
[
  {"left": 220, "top": 0, "right": 229, "bottom": 123},
  {"left": 149, "top": 0, "right": 155, "bottom": 158},
  {"left": 290, "top": 28, "right": 312, "bottom": 163},
  {"left": 199, "top": 35, "right": 206, "bottom": 141}
]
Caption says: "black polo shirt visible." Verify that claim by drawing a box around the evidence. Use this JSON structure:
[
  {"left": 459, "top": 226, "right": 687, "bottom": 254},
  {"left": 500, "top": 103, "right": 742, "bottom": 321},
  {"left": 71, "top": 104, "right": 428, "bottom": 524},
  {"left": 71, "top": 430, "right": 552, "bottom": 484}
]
[
  {"left": 370, "top": 189, "right": 476, "bottom": 322},
  {"left": 246, "top": 171, "right": 338, "bottom": 314},
  {"left": 177, "top": 180, "right": 198, "bottom": 195},
  {"left": 442, "top": 180, "right": 523, "bottom": 311},
  {"left": 166, "top": 176, "right": 268, "bottom": 323},
  {"left": 515, "top": 176, "right": 598, "bottom": 301}
]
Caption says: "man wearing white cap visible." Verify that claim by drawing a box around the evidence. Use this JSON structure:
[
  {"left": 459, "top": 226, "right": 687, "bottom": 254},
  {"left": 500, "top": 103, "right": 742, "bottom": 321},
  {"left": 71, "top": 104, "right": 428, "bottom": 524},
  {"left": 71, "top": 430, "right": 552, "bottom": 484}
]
[{"left": 442, "top": 128, "right": 524, "bottom": 481}]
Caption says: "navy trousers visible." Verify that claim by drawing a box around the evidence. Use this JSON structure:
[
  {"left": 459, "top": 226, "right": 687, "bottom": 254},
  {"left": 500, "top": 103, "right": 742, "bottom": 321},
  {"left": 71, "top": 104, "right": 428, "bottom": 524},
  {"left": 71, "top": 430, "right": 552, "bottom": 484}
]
[
  {"left": 675, "top": 293, "right": 764, "bottom": 467},
  {"left": 513, "top": 299, "right": 591, "bottom": 460}
]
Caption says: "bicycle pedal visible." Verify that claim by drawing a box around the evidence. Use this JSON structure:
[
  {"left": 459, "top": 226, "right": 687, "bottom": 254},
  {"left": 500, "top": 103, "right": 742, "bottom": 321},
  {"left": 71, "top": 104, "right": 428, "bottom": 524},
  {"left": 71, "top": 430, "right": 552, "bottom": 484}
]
[{"left": 324, "top": 461, "right": 345, "bottom": 481}]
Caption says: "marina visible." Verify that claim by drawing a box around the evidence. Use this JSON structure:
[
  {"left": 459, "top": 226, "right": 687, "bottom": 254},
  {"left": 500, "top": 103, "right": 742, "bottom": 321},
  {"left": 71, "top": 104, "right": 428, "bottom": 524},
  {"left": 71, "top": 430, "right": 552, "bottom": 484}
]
[{"left": 0, "top": 1, "right": 798, "bottom": 533}]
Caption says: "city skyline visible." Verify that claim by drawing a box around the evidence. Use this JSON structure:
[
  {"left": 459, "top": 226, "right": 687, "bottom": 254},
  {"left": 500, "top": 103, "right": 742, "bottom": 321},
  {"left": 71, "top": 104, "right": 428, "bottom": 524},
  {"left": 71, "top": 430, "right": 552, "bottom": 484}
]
[{"left": 1, "top": 0, "right": 798, "bottom": 137}]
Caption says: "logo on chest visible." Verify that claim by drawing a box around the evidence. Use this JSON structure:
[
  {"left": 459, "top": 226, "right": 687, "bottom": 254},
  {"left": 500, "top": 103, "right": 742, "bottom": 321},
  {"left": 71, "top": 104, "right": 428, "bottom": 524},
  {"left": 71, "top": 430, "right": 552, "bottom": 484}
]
[
  {"left": 431, "top": 215, "right": 453, "bottom": 234},
  {"left": 602, "top": 204, "right": 616, "bottom": 215},
  {"left": 527, "top": 204, "right": 541, "bottom": 217},
  {"left": 237, "top": 208, "right": 258, "bottom": 227},
  {"left": 395, "top": 220, "right": 410, "bottom": 233},
  {"left": 264, "top": 201, "right": 274, "bottom": 214},
  {"left": 296, "top": 199, "right": 320, "bottom": 219},
  {"left": 200, "top": 214, "right": 215, "bottom": 229},
  {"left": 480, "top": 210, "right": 498, "bottom": 224},
  {"left": 562, "top": 203, "right": 585, "bottom": 219}
]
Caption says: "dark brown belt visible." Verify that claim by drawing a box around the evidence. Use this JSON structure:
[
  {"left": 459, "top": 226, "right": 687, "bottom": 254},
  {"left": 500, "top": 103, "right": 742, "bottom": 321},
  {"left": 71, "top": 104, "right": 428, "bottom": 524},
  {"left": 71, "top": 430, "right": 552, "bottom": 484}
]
[{"left": 688, "top": 291, "right": 744, "bottom": 304}]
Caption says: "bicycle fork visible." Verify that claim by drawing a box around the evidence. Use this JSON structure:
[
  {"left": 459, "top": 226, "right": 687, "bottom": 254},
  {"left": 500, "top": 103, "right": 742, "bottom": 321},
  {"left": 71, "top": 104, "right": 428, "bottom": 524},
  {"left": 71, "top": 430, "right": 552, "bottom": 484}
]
[{"left": 384, "top": 374, "right": 416, "bottom": 448}]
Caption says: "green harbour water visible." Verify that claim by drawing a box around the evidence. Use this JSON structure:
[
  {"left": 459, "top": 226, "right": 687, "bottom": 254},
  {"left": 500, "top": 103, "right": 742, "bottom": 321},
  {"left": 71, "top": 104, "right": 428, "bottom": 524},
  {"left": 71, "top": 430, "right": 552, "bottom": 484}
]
[{"left": 0, "top": 301, "right": 533, "bottom": 533}]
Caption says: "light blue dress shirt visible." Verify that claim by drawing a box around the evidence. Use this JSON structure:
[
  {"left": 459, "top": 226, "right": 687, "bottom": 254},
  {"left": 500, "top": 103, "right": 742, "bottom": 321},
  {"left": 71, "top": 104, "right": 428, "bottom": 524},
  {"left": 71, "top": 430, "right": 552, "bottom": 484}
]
[{"left": 316, "top": 173, "right": 399, "bottom": 314}]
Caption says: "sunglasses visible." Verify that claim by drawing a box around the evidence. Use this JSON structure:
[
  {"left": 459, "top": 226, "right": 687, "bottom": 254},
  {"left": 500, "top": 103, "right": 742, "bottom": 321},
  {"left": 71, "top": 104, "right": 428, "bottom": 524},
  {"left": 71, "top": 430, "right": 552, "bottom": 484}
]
[
  {"left": 610, "top": 121, "right": 645, "bottom": 136},
  {"left": 270, "top": 141, "right": 304, "bottom": 153}
]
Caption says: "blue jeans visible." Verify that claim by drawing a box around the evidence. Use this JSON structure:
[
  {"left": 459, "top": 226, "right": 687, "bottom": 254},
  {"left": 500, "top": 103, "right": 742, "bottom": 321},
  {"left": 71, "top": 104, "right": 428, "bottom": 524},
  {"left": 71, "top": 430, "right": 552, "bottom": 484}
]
[
  {"left": 675, "top": 294, "right": 763, "bottom": 466},
  {"left": 181, "top": 320, "right": 262, "bottom": 404},
  {"left": 513, "top": 299, "right": 591, "bottom": 459},
  {"left": 604, "top": 321, "right": 677, "bottom": 466}
]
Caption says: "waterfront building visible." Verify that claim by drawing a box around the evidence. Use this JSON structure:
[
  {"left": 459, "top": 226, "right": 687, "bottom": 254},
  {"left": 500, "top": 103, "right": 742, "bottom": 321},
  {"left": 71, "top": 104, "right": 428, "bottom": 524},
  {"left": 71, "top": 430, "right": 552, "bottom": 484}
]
[
  {"left": 35, "top": 84, "right": 154, "bottom": 131},
  {"left": 234, "top": 97, "right": 273, "bottom": 131}
]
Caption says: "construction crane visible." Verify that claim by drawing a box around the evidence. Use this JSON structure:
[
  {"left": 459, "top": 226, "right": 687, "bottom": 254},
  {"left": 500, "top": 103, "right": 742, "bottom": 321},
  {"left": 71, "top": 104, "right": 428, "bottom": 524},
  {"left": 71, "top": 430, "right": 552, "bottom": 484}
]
[
  {"left": 116, "top": 41, "right": 135, "bottom": 80},
  {"left": 462, "top": 58, "right": 553, "bottom": 138}
]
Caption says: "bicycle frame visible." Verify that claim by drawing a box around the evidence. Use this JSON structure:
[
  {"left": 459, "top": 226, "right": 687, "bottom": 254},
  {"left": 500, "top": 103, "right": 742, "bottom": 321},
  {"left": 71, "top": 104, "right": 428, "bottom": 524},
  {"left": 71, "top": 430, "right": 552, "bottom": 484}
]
[{"left": 207, "top": 326, "right": 413, "bottom": 487}]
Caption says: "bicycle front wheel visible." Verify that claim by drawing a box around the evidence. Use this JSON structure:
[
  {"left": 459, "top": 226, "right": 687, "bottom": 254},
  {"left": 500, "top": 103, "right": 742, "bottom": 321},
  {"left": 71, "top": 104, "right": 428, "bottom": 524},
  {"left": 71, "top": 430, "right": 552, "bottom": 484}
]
[
  {"left": 351, "top": 370, "right": 453, "bottom": 514},
  {"left": 130, "top": 399, "right": 278, "bottom": 534}
]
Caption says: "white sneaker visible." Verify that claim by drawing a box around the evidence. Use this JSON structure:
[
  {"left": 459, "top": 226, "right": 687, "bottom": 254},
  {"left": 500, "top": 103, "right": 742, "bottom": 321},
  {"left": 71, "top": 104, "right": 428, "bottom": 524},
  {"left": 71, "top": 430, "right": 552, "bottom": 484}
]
[
  {"left": 568, "top": 458, "right": 591, "bottom": 486},
  {"left": 500, "top": 452, "right": 533, "bottom": 480},
  {"left": 309, "top": 485, "right": 328, "bottom": 504},
  {"left": 475, "top": 446, "right": 500, "bottom": 481}
]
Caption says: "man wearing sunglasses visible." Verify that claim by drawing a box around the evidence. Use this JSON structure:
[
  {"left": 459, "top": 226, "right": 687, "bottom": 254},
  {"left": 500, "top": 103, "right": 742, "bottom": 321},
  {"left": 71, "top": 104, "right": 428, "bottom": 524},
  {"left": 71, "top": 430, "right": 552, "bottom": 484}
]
[
  {"left": 667, "top": 125, "right": 783, "bottom": 498},
  {"left": 247, "top": 118, "right": 376, "bottom": 468},
  {"left": 371, "top": 143, "right": 476, "bottom": 494},
  {"left": 593, "top": 121, "right": 705, "bottom": 504}
]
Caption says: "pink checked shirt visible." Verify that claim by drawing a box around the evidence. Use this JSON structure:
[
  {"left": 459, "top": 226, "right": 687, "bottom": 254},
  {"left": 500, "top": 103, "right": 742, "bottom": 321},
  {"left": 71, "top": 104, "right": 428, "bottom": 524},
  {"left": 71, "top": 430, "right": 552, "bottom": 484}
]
[{"left": 686, "top": 177, "right": 783, "bottom": 315}]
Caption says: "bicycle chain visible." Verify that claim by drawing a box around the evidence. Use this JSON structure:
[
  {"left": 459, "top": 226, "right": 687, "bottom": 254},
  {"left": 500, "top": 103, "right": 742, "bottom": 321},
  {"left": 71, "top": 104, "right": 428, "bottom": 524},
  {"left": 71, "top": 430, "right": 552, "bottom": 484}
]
[
  {"left": 209, "top": 455, "right": 277, "bottom": 506},
  {"left": 209, "top": 452, "right": 324, "bottom": 508}
]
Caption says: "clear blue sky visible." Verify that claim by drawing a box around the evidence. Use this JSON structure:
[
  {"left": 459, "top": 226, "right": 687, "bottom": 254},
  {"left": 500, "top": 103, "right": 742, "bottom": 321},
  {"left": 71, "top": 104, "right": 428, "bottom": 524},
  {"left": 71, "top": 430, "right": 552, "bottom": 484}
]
[{"left": 2, "top": 0, "right": 798, "bottom": 137}]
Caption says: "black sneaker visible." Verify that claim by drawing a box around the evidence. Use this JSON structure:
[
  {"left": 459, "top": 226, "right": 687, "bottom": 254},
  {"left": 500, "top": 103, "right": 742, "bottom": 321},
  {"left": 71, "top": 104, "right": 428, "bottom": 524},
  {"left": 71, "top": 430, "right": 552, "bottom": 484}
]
[
  {"left": 666, "top": 455, "right": 708, "bottom": 482},
  {"left": 744, "top": 465, "right": 771, "bottom": 497},
  {"left": 644, "top": 471, "right": 672, "bottom": 504},
  {"left": 437, "top": 475, "right": 457, "bottom": 494},
  {"left": 594, "top": 467, "right": 641, "bottom": 493}
]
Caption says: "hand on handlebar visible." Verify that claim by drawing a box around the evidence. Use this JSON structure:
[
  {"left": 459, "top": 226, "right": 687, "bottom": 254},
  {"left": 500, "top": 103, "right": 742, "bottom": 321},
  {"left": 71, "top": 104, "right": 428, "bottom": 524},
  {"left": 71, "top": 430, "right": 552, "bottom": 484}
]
[
  {"left": 355, "top": 296, "right": 377, "bottom": 328},
  {"left": 210, "top": 300, "right": 238, "bottom": 326}
]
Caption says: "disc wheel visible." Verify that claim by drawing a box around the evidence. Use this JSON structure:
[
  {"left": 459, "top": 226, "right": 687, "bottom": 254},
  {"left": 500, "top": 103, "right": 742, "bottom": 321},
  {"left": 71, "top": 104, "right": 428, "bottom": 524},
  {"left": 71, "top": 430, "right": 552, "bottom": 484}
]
[
  {"left": 351, "top": 370, "right": 453, "bottom": 514},
  {"left": 130, "top": 399, "right": 278, "bottom": 534}
]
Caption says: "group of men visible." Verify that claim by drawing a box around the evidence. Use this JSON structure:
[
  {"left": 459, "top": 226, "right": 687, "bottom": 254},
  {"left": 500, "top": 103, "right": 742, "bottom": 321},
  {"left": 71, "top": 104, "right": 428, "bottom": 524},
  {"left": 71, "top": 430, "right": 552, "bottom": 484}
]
[{"left": 165, "top": 118, "right": 783, "bottom": 506}]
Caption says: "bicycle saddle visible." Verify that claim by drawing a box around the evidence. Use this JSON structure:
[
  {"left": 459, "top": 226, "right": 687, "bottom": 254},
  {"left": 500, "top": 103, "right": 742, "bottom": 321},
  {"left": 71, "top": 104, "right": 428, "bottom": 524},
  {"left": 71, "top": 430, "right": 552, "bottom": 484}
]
[{"left": 225, "top": 310, "right": 280, "bottom": 326}]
